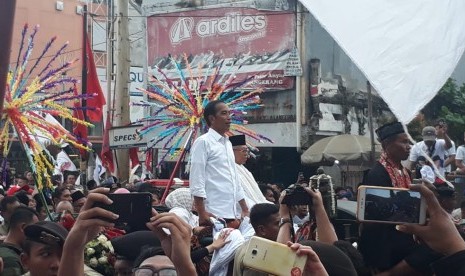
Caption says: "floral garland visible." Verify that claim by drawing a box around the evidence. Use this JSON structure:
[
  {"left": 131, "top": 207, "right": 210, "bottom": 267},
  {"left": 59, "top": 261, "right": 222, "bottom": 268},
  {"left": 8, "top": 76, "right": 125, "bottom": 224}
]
[
  {"left": 84, "top": 234, "right": 116, "bottom": 276},
  {"left": 310, "top": 173, "right": 336, "bottom": 217}
]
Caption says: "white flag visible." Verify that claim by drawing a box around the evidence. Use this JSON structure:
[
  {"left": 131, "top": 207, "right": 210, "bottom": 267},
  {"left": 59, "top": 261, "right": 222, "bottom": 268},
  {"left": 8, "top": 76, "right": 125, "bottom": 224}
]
[
  {"left": 300, "top": 0, "right": 465, "bottom": 123},
  {"left": 94, "top": 155, "right": 106, "bottom": 185}
]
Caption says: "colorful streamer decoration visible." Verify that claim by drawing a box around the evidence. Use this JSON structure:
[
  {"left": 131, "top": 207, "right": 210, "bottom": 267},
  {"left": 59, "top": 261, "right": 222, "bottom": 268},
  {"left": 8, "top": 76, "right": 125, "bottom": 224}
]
[
  {"left": 1, "top": 24, "right": 93, "bottom": 190},
  {"left": 135, "top": 54, "right": 273, "bottom": 164}
]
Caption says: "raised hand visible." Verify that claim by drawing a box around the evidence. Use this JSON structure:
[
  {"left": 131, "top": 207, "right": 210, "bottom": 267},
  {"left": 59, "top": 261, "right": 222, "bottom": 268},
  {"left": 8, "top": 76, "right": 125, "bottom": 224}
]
[
  {"left": 397, "top": 184, "right": 465, "bottom": 255},
  {"left": 146, "top": 212, "right": 197, "bottom": 276},
  {"left": 287, "top": 242, "right": 328, "bottom": 276}
]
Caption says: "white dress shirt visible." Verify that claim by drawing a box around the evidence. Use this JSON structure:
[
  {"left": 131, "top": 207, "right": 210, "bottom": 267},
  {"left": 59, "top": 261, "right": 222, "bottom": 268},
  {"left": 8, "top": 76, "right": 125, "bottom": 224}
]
[
  {"left": 456, "top": 145, "right": 465, "bottom": 166},
  {"left": 420, "top": 165, "right": 435, "bottom": 183},
  {"left": 190, "top": 128, "right": 245, "bottom": 219},
  {"left": 409, "top": 139, "right": 448, "bottom": 176},
  {"left": 444, "top": 140, "right": 456, "bottom": 173},
  {"left": 236, "top": 164, "right": 270, "bottom": 209}
]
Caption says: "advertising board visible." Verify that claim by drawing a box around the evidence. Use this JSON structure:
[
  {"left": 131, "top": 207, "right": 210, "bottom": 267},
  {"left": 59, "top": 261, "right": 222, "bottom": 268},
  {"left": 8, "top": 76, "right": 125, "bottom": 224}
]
[{"left": 147, "top": 6, "right": 297, "bottom": 90}]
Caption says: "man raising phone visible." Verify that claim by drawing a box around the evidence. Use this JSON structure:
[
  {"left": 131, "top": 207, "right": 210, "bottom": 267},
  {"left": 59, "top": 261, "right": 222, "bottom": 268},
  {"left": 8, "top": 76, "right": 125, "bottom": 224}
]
[
  {"left": 360, "top": 122, "right": 442, "bottom": 275},
  {"left": 190, "top": 100, "right": 249, "bottom": 227}
]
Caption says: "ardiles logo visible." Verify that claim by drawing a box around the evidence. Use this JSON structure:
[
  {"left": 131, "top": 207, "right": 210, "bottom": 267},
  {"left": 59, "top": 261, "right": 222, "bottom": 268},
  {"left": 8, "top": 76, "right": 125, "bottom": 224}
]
[
  {"left": 169, "top": 12, "right": 267, "bottom": 44},
  {"left": 170, "top": 17, "right": 194, "bottom": 44}
]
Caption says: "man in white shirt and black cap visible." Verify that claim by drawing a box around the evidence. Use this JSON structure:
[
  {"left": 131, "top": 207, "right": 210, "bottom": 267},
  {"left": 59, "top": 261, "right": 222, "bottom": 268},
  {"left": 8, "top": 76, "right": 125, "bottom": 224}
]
[
  {"left": 190, "top": 100, "right": 249, "bottom": 228},
  {"left": 229, "top": 134, "right": 270, "bottom": 208}
]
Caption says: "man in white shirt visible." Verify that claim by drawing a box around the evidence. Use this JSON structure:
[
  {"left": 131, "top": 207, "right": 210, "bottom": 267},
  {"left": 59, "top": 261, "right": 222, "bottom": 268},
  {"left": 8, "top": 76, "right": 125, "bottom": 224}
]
[
  {"left": 435, "top": 120, "right": 456, "bottom": 175},
  {"left": 230, "top": 134, "right": 270, "bottom": 208},
  {"left": 190, "top": 100, "right": 249, "bottom": 227},
  {"left": 444, "top": 141, "right": 456, "bottom": 174},
  {"left": 408, "top": 126, "right": 452, "bottom": 177},
  {"left": 455, "top": 132, "right": 465, "bottom": 184},
  {"left": 46, "top": 144, "right": 78, "bottom": 185}
]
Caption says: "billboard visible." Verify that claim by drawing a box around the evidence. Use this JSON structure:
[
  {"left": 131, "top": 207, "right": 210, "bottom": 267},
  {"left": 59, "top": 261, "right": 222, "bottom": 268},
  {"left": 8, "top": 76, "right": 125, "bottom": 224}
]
[{"left": 147, "top": 7, "right": 296, "bottom": 90}]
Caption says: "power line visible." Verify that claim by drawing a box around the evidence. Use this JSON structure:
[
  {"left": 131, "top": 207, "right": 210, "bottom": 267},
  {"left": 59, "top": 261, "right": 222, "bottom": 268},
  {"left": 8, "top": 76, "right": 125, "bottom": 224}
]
[{"left": 9, "top": 41, "right": 107, "bottom": 66}]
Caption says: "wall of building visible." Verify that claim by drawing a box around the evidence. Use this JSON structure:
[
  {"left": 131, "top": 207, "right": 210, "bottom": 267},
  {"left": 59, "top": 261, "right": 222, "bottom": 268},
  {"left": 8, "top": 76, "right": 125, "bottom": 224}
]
[{"left": 12, "top": 0, "right": 84, "bottom": 88}]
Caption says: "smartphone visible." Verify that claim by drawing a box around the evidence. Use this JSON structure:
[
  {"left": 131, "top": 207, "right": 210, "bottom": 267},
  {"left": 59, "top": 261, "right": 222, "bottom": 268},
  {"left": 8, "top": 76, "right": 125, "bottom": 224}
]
[
  {"left": 243, "top": 236, "right": 307, "bottom": 276},
  {"left": 94, "top": 192, "right": 152, "bottom": 232},
  {"left": 297, "top": 171, "right": 306, "bottom": 185},
  {"left": 357, "top": 185, "right": 427, "bottom": 225}
]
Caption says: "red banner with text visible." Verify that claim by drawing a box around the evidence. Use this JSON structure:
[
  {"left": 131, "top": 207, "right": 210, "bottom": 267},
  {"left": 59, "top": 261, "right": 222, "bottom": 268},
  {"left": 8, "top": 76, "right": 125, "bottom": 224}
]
[{"left": 147, "top": 7, "right": 296, "bottom": 91}]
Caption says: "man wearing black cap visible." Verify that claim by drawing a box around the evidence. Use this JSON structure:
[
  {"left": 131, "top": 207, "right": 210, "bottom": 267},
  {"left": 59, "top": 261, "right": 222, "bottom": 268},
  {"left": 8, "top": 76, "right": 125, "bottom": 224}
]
[
  {"left": 360, "top": 122, "right": 442, "bottom": 275},
  {"left": 230, "top": 134, "right": 269, "bottom": 208},
  {"left": 190, "top": 100, "right": 249, "bottom": 227},
  {"left": 111, "top": 231, "right": 161, "bottom": 275},
  {"left": 70, "top": 190, "right": 86, "bottom": 213},
  {"left": 363, "top": 121, "right": 412, "bottom": 188}
]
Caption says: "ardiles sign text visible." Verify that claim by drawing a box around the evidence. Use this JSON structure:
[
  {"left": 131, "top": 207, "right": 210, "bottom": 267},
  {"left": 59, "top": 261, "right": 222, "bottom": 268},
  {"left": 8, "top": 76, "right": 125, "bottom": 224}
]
[{"left": 147, "top": 7, "right": 296, "bottom": 91}]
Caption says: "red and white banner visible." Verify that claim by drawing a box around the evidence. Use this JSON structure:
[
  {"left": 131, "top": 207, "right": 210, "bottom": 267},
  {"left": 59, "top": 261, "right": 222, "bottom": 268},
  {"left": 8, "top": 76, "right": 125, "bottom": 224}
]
[{"left": 147, "top": 8, "right": 296, "bottom": 91}]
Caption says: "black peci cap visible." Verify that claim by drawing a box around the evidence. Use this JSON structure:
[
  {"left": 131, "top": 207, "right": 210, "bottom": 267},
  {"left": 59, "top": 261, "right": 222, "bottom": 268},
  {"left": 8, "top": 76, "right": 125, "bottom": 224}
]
[
  {"left": 63, "top": 170, "right": 79, "bottom": 180},
  {"left": 111, "top": 231, "right": 161, "bottom": 261},
  {"left": 375, "top": 122, "right": 405, "bottom": 141},
  {"left": 71, "top": 190, "right": 85, "bottom": 203},
  {"left": 229, "top": 134, "right": 246, "bottom": 146}
]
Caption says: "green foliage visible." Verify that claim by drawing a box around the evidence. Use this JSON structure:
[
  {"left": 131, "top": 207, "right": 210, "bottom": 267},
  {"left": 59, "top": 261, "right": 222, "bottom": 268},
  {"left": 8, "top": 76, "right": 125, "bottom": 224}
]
[{"left": 422, "top": 78, "right": 465, "bottom": 144}]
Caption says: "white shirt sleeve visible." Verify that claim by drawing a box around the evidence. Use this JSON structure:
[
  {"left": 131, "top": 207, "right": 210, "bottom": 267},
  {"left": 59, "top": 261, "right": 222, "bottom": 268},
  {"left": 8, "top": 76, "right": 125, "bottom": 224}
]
[
  {"left": 235, "top": 172, "right": 246, "bottom": 203},
  {"left": 456, "top": 146, "right": 465, "bottom": 161},
  {"left": 189, "top": 138, "right": 208, "bottom": 198},
  {"left": 409, "top": 143, "right": 420, "bottom": 162},
  {"left": 446, "top": 141, "right": 456, "bottom": 156},
  {"left": 420, "top": 165, "right": 435, "bottom": 183}
]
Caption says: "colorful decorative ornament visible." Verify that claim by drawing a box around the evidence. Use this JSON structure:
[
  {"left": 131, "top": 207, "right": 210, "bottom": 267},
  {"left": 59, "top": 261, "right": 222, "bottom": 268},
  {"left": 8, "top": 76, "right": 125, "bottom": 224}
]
[
  {"left": 1, "top": 24, "right": 92, "bottom": 190},
  {"left": 135, "top": 54, "right": 272, "bottom": 165}
]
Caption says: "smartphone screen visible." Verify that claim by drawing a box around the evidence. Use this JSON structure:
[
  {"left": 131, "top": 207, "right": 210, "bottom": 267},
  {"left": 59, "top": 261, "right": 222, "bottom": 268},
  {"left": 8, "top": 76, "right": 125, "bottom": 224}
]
[
  {"left": 94, "top": 193, "right": 152, "bottom": 232},
  {"left": 361, "top": 187, "right": 423, "bottom": 223}
]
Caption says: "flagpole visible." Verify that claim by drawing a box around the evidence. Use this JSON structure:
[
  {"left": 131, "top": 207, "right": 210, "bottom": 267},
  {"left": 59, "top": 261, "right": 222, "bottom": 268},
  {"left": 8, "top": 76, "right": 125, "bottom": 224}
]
[
  {"left": 0, "top": 0, "right": 17, "bottom": 115},
  {"left": 82, "top": 4, "right": 88, "bottom": 122},
  {"left": 80, "top": 5, "right": 89, "bottom": 187},
  {"left": 160, "top": 128, "right": 194, "bottom": 204},
  {"left": 12, "top": 128, "right": 53, "bottom": 221}
]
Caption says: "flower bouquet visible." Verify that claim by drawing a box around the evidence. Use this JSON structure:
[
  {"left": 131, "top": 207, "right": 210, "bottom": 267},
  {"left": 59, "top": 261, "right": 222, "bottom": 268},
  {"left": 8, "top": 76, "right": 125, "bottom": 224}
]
[{"left": 84, "top": 234, "right": 116, "bottom": 275}]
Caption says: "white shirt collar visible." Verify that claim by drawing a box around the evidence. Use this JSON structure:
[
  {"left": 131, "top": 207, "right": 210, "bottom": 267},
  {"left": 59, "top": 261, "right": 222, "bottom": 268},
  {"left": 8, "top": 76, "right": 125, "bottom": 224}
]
[{"left": 208, "top": 128, "right": 226, "bottom": 142}]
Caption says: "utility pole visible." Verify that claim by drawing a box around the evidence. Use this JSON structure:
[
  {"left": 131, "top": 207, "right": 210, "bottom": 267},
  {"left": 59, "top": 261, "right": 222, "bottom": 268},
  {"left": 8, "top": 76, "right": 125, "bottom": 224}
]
[
  {"left": 114, "top": 0, "right": 131, "bottom": 182},
  {"left": 106, "top": 0, "right": 115, "bottom": 173}
]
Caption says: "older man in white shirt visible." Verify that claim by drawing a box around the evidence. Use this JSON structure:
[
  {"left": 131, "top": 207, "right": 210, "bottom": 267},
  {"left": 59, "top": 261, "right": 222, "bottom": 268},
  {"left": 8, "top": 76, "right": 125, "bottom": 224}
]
[
  {"left": 190, "top": 100, "right": 249, "bottom": 227},
  {"left": 230, "top": 134, "right": 270, "bottom": 209}
]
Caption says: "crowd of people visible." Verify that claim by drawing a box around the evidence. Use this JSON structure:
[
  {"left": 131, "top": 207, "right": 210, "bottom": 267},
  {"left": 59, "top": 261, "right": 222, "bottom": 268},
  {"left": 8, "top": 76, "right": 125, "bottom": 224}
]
[{"left": 0, "top": 101, "right": 464, "bottom": 275}]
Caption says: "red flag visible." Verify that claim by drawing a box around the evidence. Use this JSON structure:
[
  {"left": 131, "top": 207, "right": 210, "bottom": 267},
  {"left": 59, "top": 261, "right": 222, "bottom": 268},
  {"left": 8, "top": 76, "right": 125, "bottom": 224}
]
[
  {"left": 72, "top": 84, "right": 88, "bottom": 157},
  {"left": 84, "top": 35, "right": 105, "bottom": 122},
  {"left": 101, "top": 115, "right": 114, "bottom": 172},
  {"left": 145, "top": 149, "right": 153, "bottom": 172},
  {"left": 129, "top": 147, "right": 140, "bottom": 169}
]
